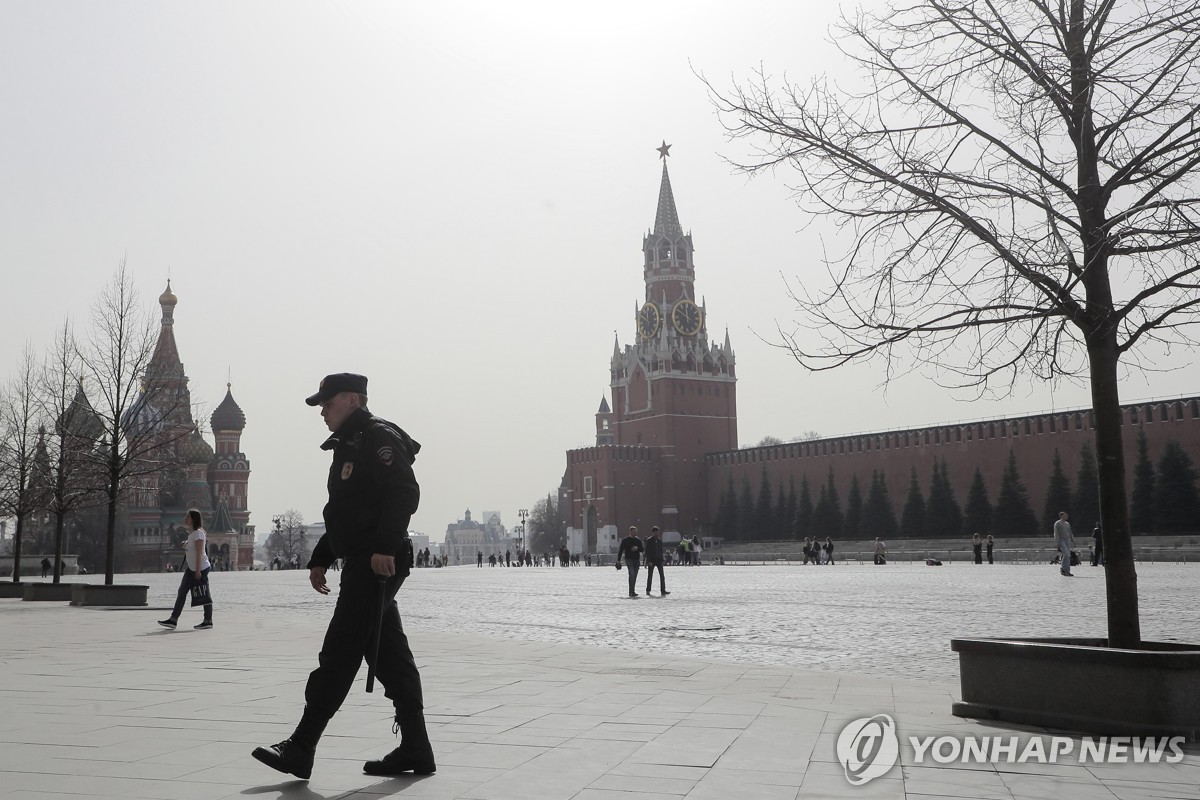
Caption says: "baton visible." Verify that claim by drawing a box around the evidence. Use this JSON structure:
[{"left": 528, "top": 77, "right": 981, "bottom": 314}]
[{"left": 365, "top": 575, "right": 388, "bottom": 693}]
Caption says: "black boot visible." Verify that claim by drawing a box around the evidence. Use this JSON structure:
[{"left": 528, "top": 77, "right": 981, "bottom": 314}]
[
  {"left": 363, "top": 711, "right": 436, "bottom": 775},
  {"left": 251, "top": 707, "right": 328, "bottom": 780},
  {"left": 251, "top": 739, "right": 315, "bottom": 780}
]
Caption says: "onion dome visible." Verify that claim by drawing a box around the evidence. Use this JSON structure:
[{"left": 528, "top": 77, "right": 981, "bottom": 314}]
[
  {"left": 181, "top": 429, "right": 215, "bottom": 464},
  {"left": 120, "top": 393, "right": 164, "bottom": 437},
  {"left": 159, "top": 280, "right": 178, "bottom": 308},
  {"left": 59, "top": 379, "right": 104, "bottom": 440},
  {"left": 210, "top": 384, "right": 246, "bottom": 432}
]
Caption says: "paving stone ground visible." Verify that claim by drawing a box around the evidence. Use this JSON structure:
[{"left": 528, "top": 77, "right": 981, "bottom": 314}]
[{"left": 2, "top": 564, "right": 1198, "bottom": 799}]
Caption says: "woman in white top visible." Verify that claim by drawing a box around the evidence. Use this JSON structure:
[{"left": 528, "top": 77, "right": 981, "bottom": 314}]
[{"left": 158, "top": 509, "right": 214, "bottom": 630}]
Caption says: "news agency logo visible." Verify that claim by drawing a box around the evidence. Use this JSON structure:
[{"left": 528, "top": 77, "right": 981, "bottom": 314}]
[
  {"left": 835, "top": 715, "right": 1188, "bottom": 786},
  {"left": 836, "top": 714, "right": 900, "bottom": 785}
]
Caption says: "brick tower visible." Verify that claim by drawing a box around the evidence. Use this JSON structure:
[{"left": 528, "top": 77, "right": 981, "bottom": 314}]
[{"left": 564, "top": 144, "right": 737, "bottom": 552}]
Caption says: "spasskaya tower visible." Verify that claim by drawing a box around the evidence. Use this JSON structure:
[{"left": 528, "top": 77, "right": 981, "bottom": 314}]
[{"left": 563, "top": 143, "right": 737, "bottom": 553}]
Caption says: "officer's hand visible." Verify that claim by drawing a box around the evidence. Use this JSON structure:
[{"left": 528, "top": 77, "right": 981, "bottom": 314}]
[
  {"left": 371, "top": 553, "right": 396, "bottom": 577},
  {"left": 310, "top": 567, "right": 330, "bottom": 595}
]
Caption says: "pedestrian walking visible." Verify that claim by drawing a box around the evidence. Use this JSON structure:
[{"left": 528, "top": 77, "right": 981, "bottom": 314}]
[
  {"left": 972, "top": 533, "right": 983, "bottom": 564},
  {"left": 824, "top": 537, "right": 835, "bottom": 565},
  {"left": 41, "top": 557, "right": 51, "bottom": 579},
  {"left": 616, "top": 526, "right": 644, "bottom": 597},
  {"left": 158, "top": 509, "right": 214, "bottom": 631},
  {"left": 1091, "top": 524, "right": 1104, "bottom": 566},
  {"left": 252, "top": 373, "right": 433, "bottom": 780},
  {"left": 1053, "top": 511, "right": 1075, "bottom": 577},
  {"left": 986, "top": 535, "right": 994, "bottom": 565},
  {"left": 644, "top": 526, "right": 669, "bottom": 596},
  {"left": 873, "top": 538, "right": 887, "bottom": 565}
]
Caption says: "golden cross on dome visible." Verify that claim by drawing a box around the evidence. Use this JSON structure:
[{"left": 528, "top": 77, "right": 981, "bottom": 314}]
[{"left": 657, "top": 141, "right": 671, "bottom": 159}]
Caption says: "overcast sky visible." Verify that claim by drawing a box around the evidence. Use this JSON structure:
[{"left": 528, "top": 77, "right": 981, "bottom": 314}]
[{"left": 2, "top": 1, "right": 1195, "bottom": 542}]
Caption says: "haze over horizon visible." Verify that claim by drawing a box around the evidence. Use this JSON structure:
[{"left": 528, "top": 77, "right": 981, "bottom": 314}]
[{"left": 3, "top": 2, "right": 1196, "bottom": 542}]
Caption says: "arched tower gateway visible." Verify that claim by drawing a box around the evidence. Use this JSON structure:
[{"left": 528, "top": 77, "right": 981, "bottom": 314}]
[{"left": 564, "top": 144, "right": 738, "bottom": 553}]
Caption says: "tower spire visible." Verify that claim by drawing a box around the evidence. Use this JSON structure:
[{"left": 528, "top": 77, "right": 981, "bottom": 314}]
[
  {"left": 653, "top": 142, "right": 682, "bottom": 238},
  {"left": 149, "top": 279, "right": 183, "bottom": 378}
]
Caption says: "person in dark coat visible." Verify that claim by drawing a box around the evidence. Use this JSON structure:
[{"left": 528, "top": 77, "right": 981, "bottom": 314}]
[
  {"left": 252, "top": 373, "right": 433, "bottom": 780},
  {"left": 1092, "top": 523, "right": 1104, "bottom": 566},
  {"left": 972, "top": 533, "right": 983, "bottom": 564},
  {"left": 986, "top": 535, "right": 995, "bottom": 564},
  {"left": 644, "top": 526, "right": 670, "bottom": 596},
  {"left": 616, "top": 526, "right": 644, "bottom": 597}
]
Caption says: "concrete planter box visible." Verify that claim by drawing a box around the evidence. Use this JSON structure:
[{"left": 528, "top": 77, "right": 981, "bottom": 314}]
[
  {"left": 0, "top": 582, "right": 25, "bottom": 598},
  {"left": 952, "top": 637, "right": 1200, "bottom": 740},
  {"left": 70, "top": 584, "right": 149, "bottom": 607},
  {"left": 24, "top": 583, "right": 81, "bottom": 601}
]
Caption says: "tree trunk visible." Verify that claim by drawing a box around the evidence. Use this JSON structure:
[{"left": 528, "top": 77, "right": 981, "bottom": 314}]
[
  {"left": 104, "top": 491, "right": 117, "bottom": 585},
  {"left": 1088, "top": 338, "right": 1140, "bottom": 648},
  {"left": 10, "top": 513, "right": 23, "bottom": 583},
  {"left": 53, "top": 511, "right": 65, "bottom": 584}
]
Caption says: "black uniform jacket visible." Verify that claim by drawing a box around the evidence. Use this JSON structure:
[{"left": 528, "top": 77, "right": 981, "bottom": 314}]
[
  {"left": 644, "top": 536, "right": 664, "bottom": 564},
  {"left": 308, "top": 407, "right": 420, "bottom": 568},
  {"left": 617, "top": 535, "right": 644, "bottom": 562}
]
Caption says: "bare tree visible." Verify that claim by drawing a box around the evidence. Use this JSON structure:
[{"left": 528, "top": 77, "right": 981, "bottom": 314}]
[
  {"left": 0, "top": 345, "right": 46, "bottom": 582},
  {"left": 265, "top": 509, "right": 308, "bottom": 566},
  {"left": 78, "top": 262, "right": 191, "bottom": 584},
  {"left": 40, "top": 321, "right": 102, "bottom": 583},
  {"left": 708, "top": 0, "right": 1200, "bottom": 647}
]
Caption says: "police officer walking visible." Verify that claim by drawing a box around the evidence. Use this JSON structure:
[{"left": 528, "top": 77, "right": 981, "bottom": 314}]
[
  {"left": 252, "top": 373, "right": 435, "bottom": 779},
  {"left": 644, "top": 526, "right": 669, "bottom": 597}
]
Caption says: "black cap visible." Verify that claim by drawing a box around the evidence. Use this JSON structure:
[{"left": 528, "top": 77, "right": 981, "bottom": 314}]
[{"left": 305, "top": 373, "right": 368, "bottom": 406}]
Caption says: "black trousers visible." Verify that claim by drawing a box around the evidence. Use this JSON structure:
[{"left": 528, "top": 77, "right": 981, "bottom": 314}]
[
  {"left": 645, "top": 561, "right": 666, "bottom": 593},
  {"left": 303, "top": 557, "right": 424, "bottom": 720}
]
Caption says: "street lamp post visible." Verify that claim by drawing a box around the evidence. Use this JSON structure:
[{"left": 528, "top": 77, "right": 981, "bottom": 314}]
[{"left": 517, "top": 508, "right": 529, "bottom": 556}]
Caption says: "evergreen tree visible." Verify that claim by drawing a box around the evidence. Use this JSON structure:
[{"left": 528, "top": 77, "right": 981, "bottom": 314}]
[
  {"left": 925, "top": 460, "right": 962, "bottom": 538},
  {"left": 823, "top": 466, "right": 843, "bottom": 537},
  {"left": 813, "top": 485, "right": 844, "bottom": 540},
  {"left": 993, "top": 451, "right": 1040, "bottom": 538},
  {"left": 738, "top": 475, "right": 755, "bottom": 542},
  {"left": 784, "top": 477, "right": 798, "bottom": 541},
  {"left": 1155, "top": 441, "right": 1200, "bottom": 533},
  {"left": 1130, "top": 428, "right": 1156, "bottom": 534},
  {"left": 843, "top": 474, "right": 863, "bottom": 540},
  {"left": 754, "top": 467, "right": 774, "bottom": 540},
  {"left": 773, "top": 482, "right": 787, "bottom": 541},
  {"left": 1073, "top": 443, "right": 1101, "bottom": 533},
  {"left": 714, "top": 476, "right": 738, "bottom": 540},
  {"left": 1041, "top": 449, "right": 1073, "bottom": 534},
  {"left": 962, "top": 467, "right": 992, "bottom": 536},
  {"left": 899, "top": 467, "right": 926, "bottom": 538},
  {"left": 793, "top": 476, "right": 814, "bottom": 540},
  {"left": 860, "top": 470, "right": 898, "bottom": 539}
]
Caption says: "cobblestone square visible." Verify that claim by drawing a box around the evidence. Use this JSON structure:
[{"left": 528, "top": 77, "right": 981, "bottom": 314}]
[{"left": 2, "top": 563, "right": 1198, "bottom": 799}]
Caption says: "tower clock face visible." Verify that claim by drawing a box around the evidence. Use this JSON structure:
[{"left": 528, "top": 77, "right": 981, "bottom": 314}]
[
  {"left": 671, "top": 299, "right": 702, "bottom": 336},
  {"left": 637, "top": 302, "right": 661, "bottom": 338}
]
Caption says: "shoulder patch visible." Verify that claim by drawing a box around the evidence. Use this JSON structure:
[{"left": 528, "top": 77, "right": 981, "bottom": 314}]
[{"left": 377, "top": 445, "right": 395, "bottom": 466}]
